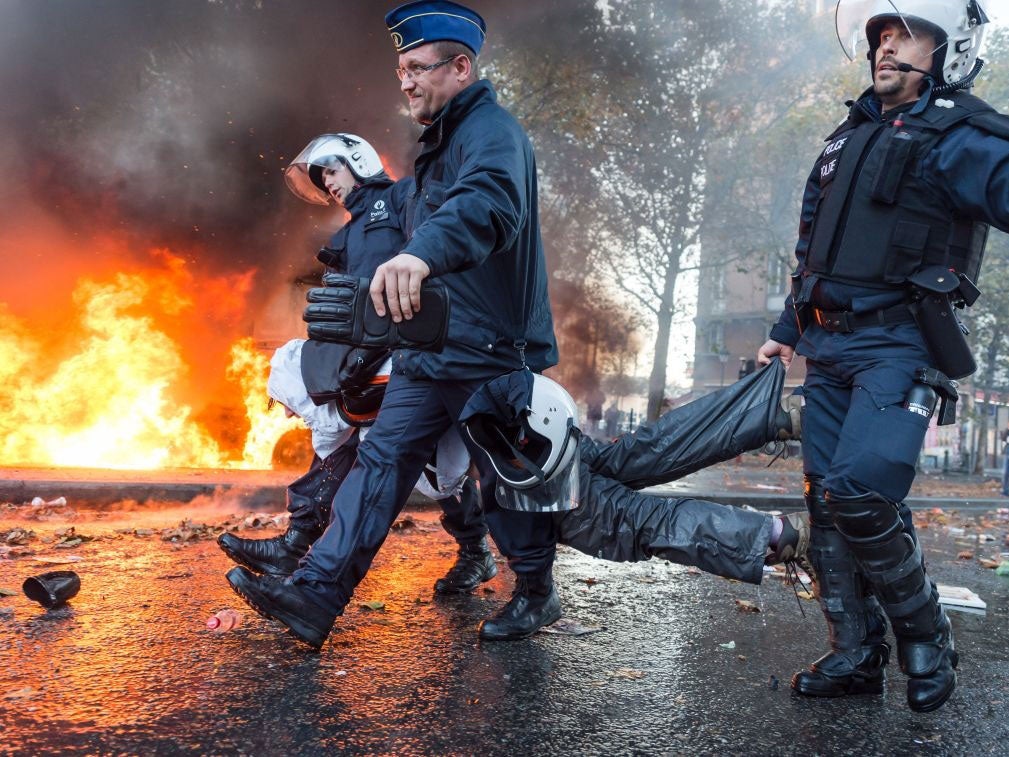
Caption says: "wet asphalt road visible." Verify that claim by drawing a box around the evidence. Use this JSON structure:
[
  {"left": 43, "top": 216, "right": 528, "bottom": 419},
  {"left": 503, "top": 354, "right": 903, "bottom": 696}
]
[{"left": 1, "top": 505, "right": 1008, "bottom": 756}]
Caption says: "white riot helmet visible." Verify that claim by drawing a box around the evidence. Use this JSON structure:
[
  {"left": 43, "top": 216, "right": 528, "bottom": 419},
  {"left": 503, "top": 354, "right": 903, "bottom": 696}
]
[
  {"left": 284, "top": 133, "right": 385, "bottom": 206},
  {"left": 835, "top": 0, "right": 989, "bottom": 88},
  {"left": 464, "top": 373, "right": 582, "bottom": 513}
]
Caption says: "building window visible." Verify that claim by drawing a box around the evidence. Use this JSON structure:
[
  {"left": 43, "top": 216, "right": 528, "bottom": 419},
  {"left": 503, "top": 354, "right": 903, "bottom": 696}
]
[
  {"left": 706, "top": 322, "right": 725, "bottom": 354},
  {"left": 767, "top": 253, "right": 789, "bottom": 296},
  {"left": 711, "top": 267, "right": 726, "bottom": 314}
]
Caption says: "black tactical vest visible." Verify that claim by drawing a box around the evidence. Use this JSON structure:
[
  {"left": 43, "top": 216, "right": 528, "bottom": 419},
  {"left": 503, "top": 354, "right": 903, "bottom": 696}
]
[{"left": 804, "top": 91, "right": 994, "bottom": 289}]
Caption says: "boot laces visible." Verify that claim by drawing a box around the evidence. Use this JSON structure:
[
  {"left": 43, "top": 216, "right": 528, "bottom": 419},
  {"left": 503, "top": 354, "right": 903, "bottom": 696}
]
[{"left": 782, "top": 559, "right": 810, "bottom": 618}]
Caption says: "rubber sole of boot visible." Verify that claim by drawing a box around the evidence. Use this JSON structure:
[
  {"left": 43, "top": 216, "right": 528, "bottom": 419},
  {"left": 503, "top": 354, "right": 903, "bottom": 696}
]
[
  {"left": 791, "top": 672, "right": 885, "bottom": 697},
  {"left": 217, "top": 534, "right": 297, "bottom": 577},
  {"left": 225, "top": 567, "right": 327, "bottom": 651},
  {"left": 434, "top": 560, "right": 498, "bottom": 595},
  {"left": 907, "top": 651, "right": 959, "bottom": 713}
]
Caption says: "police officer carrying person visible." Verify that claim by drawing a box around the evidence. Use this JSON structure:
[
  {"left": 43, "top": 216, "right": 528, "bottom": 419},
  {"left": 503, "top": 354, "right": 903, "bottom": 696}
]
[
  {"left": 227, "top": 0, "right": 562, "bottom": 649},
  {"left": 758, "top": 0, "right": 1009, "bottom": 712},
  {"left": 219, "top": 133, "right": 496, "bottom": 595}
]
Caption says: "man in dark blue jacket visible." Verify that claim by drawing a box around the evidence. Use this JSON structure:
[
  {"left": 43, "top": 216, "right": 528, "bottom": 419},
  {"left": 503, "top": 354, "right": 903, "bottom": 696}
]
[
  {"left": 227, "top": 1, "right": 561, "bottom": 649},
  {"left": 758, "top": 0, "right": 1009, "bottom": 713},
  {"left": 219, "top": 133, "right": 495, "bottom": 594}
]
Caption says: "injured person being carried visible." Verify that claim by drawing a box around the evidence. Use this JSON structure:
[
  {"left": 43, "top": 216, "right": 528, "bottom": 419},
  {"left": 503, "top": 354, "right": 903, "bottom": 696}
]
[{"left": 460, "top": 359, "right": 807, "bottom": 584}]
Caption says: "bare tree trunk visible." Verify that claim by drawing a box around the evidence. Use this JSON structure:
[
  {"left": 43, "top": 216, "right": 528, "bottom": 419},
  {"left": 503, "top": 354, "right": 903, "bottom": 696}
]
[
  {"left": 974, "top": 326, "right": 1004, "bottom": 473},
  {"left": 646, "top": 268, "right": 678, "bottom": 421}
]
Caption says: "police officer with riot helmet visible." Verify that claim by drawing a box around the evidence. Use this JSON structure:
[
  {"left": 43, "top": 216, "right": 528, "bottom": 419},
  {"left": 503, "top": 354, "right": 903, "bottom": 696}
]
[
  {"left": 219, "top": 133, "right": 496, "bottom": 595},
  {"left": 227, "top": 1, "right": 562, "bottom": 649},
  {"left": 758, "top": 0, "right": 1009, "bottom": 712}
]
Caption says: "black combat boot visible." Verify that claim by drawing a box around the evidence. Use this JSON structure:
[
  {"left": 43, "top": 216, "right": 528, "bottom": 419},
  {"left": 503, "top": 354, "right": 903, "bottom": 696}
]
[
  {"left": 226, "top": 566, "right": 336, "bottom": 650},
  {"left": 776, "top": 390, "right": 804, "bottom": 441},
  {"left": 478, "top": 571, "right": 561, "bottom": 640},
  {"left": 792, "top": 478, "right": 890, "bottom": 697},
  {"left": 434, "top": 538, "right": 498, "bottom": 594},
  {"left": 899, "top": 598, "right": 958, "bottom": 713},
  {"left": 829, "top": 491, "right": 958, "bottom": 712},
  {"left": 218, "top": 524, "right": 320, "bottom": 577}
]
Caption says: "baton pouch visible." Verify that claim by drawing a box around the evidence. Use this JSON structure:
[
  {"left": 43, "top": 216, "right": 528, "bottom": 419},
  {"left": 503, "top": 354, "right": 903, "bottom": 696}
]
[
  {"left": 303, "top": 273, "right": 450, "bottom": 353},
  {"left": 907, "top": 266, "right": 976, "bottom": 380}
]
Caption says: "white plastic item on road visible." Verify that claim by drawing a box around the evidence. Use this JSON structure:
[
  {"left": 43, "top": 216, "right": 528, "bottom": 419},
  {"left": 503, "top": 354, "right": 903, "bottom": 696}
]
[{"left": 30, "top": 497, "right": 67, "bottom": 507}]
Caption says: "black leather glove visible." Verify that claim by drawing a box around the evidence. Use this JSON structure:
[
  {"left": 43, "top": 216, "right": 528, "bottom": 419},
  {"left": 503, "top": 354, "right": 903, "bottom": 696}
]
[{"left": 303, "top": 273, "right": 450, "bottom": 353}]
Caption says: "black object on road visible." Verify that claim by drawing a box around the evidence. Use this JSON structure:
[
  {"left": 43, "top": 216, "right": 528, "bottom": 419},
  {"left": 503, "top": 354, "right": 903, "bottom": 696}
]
[{"left": 23, "top": 570, "right": 81, "bottom": 609}]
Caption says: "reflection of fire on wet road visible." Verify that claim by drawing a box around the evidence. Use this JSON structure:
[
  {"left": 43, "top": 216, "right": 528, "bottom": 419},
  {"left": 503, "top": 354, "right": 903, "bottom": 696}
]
[
  {"left": 0, "top": 506, "right": 505, "bottom": 751},
  {"left": 2, "top": 500, "right": 1008, "bottom": 754},
  {"left": 0, "top": 248, "right": 300, "bottom": 470}
]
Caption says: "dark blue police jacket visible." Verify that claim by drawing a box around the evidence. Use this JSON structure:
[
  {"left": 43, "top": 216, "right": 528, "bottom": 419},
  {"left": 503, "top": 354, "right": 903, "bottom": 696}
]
[
  {"left": 769, "top": 90, "right": 1009, "bottom": 350},
  {"left": 326, "top": 177, "right": 413, "bottom": 278},
  {"left": 397, "top": 79, "right": 559, "bottom": 381}
]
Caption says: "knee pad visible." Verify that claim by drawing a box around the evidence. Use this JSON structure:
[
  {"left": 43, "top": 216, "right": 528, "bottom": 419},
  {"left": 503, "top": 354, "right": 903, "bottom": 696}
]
[{"left": 826, "top": 491, "right": 903, "bottom": 543}]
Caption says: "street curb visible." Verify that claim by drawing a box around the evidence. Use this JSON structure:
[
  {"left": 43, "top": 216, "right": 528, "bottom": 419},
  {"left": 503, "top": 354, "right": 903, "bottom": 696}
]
[{"left": 2, "top": 476, "right": 1006, "bottom": 514}]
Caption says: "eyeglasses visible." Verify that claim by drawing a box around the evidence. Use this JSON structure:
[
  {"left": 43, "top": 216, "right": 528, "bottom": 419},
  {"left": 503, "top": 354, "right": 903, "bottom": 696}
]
[{"left": 394, "top": 56, "right": 456, "bottom": 82}]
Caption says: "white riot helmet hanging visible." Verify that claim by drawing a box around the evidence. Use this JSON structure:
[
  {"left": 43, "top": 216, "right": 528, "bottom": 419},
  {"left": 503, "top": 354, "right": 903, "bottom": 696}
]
[
  {"left": 461, "top": 371, "right": 582, "bottom": 513},
  {"left": 835, "top": 0, "right": 989, "bottom": 91},
  {"left": 284, "top": 133, "right": 386, "bottom": 206}
]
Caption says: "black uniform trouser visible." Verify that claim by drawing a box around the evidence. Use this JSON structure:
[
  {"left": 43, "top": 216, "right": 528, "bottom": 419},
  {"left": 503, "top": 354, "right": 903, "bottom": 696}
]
[{"left": 291, "top": 373, "right": 557, "bottom": 614}]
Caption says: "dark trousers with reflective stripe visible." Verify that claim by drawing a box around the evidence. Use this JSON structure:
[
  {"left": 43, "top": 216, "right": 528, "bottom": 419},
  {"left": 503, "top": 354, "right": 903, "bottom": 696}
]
[{"left": 290, "top": 373, "right": 557, "bottom": 614}]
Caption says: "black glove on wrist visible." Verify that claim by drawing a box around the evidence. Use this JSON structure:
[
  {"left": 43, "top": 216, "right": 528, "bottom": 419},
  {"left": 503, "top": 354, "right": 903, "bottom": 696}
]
[{"left": 303, "top": 273, "right": 450, "bottom": 353}]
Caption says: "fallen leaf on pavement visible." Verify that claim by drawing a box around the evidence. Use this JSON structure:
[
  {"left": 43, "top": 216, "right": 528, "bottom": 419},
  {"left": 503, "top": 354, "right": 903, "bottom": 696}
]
[
  {"left": 360, "top": 601, "right": 386, "bottom": 611},
  {"left": 957, "top": 550, "right": 974, "bottom": 560},
  {"left": 34, "top": 555, "right": 83, "bottom": 564},
  {"left": 3, "top": 687, "right": 37, "bottom": 700},
  {"left": 2, "top": 528, "right": 35, "bottom": 545},
  {"left": 391, "top": 516, "right": 416, "bottom": 530},
  {"left": 0, "top": 588, "right": 17, "bottom": 597},
  {"left": 735, "top": 599, "right": 760, "bottom": 613},
  {"left": 978, "top": 558, "right": 1001, "bottom": 569},
  {"left": 609, "top": 668, "right": 646, "bottom": 680},
  {"left": 540, "top": 618, "right": 605, "bottom": 636},
  {"left": 796, "top": 590, "right": 815, "bottom": 600},
  {"left": 578, "top": 577, "right": 600, "bottom": 586},
  {"left": 719, "top": 641, "right": 736, "bottom": 650}
]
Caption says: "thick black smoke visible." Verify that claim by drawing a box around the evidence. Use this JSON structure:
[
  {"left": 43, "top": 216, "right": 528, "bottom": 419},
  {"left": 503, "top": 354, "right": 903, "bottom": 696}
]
[{"left": 0, "top": 0, "right": 561, "bottom": 307}]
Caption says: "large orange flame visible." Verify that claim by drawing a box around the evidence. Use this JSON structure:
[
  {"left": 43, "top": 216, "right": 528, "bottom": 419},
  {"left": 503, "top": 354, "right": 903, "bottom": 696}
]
[{"left": 0, "top": 248, "right": 301, "bottom": 470}]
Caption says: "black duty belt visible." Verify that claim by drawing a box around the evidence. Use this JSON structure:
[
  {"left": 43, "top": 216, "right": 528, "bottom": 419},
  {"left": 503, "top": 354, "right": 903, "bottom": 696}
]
[{"left": 812, "top": 303, "right": 916, "bottom": 333}]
